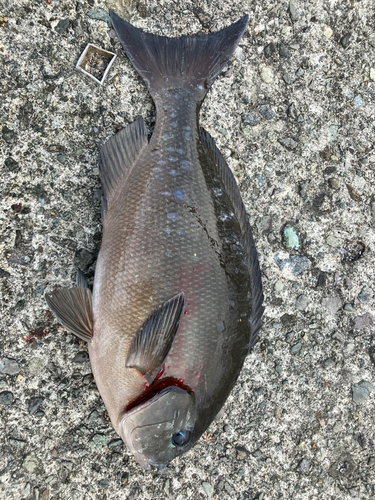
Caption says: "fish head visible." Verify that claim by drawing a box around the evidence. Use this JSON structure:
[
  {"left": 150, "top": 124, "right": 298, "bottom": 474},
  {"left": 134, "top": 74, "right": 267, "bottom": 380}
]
[{"left": 120, "top": 386, "right": 196, "bottom": 470}]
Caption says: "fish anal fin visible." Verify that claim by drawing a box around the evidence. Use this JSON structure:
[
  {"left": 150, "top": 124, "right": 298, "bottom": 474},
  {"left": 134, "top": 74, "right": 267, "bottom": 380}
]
[
  {"left": 200, "top": 128, "right": 264, "bottom": 348},
  {"left": 45, "top": 288, "right": 93, "bottom": 343},
  {"left": 99, "top": 116, "right": 148, "bottom": 213},
  {"left": 126, "top": 292, "right": 185, "bottom": 383}
]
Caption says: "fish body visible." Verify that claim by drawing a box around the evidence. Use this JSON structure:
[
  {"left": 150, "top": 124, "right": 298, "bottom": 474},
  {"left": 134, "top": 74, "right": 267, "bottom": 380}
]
[{"left": 46, "top": 12, "right": 263, "bottom": 470}]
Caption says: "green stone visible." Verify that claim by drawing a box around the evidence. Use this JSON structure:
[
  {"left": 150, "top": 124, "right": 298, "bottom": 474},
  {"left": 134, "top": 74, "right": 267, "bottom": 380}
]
[{"left": 283, "top": 225, "right": 299, "bottom": 249}]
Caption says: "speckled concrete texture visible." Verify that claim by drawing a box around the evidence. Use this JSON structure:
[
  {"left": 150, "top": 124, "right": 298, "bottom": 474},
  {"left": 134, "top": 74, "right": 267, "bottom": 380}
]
[{"left": 1, "top": 0, "right": 375, "bottom": 499}]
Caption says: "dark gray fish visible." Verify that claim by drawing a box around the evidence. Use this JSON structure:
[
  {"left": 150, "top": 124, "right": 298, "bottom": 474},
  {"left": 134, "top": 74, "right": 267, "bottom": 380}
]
[{"left": 45, "top": 11, "right": 263, "bottom": 470}]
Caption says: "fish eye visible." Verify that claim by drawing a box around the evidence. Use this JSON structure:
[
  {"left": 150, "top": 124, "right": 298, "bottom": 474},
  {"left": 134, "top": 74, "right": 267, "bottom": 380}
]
[{"left": 172, "top": 430, "right": 190, "bottom": 447}]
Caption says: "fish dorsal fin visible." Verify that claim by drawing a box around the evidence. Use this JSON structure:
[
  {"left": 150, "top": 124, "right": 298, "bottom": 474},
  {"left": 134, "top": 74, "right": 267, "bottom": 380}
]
[
  {"left": 45, "top": 288, "right": 93, "bottom": 343},
  {"left": 99, "top": 116, "right": 148, "bottom": 214},
  {"left": 200, "top": 128, "right": 264, "bottom": 347},
  {"left": 126, "top": 292, "right": 185, "bottom": 384}
]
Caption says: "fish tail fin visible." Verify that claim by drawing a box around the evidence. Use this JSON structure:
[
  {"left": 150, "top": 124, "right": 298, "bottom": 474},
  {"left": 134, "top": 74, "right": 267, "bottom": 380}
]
[{"left": 110, "top": 12, "right": 248, "bottom": 103}]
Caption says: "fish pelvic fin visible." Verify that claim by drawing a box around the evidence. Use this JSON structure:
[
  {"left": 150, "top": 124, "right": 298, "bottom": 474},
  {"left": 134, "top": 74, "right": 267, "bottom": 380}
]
[
  {"left": 110, "top": 11, "right": 248, "bottom": 103},
  {"left": 126, "top": 292, "right": 185, "bottom": 384},
  {"left": 99, "top": 116, "right": 148, "bottom": 216},
  {"left": 200, "top": 128, "right": 264, "bottom": 349},
  {"left": 45, "top": 287, "right": 93, "bottom": 343}
]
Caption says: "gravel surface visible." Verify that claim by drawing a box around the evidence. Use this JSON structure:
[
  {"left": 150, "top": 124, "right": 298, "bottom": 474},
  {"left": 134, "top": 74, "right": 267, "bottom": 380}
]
[{"left": 1, "top": 0, "right": 375, "bottom": 499}]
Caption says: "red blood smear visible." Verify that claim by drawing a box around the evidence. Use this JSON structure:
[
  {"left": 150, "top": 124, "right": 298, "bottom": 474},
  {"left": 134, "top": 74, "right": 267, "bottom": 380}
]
[
  {"left": 23, "top": 328, "right": 49, "bottom": 343},
  {"left": 126, "top": 377, "right": 193, "bottom": 412},
  {"left": 184, "top": 310, "right": 189, "bottom": 315},
  {"left": 154, "top": 364, "right": 165, "bottom": 382}
]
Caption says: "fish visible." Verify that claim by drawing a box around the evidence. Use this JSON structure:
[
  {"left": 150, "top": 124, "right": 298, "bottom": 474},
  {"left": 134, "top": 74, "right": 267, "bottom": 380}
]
[{"left": 45, "top": 11, "right": 263, "bottom": 470}]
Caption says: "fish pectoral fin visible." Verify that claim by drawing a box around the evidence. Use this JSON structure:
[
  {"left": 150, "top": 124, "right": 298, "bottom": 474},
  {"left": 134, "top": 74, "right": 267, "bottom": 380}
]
[
  {"left": 45, "top": 288, "right": 93, "bottom": 343},
  {"left": 126, "top": 292, "right": 185, "bottom": 383},
  {"left": 99, "top": 116, "right": 148, "bottom": 218},
  {"left": 76, "top": 268, "right": 89, "bottom": 288}
]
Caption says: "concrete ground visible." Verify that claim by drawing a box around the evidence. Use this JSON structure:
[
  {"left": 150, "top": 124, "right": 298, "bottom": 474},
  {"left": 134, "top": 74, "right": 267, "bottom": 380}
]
[{"left": 0, "top": 0, "right": 374, "bottom": 498}]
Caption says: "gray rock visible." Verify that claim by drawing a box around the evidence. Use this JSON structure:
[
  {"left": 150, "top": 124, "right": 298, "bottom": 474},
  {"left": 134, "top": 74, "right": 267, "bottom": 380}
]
[
  {"left": 279, "top": 44, "right": 291, "bottom": 58},
  {"left": 202, "top": 482, "right": 214, "bottom": 498},
  {"left": 352, "top": 381, "right": 373, "bottom": 403},
  {"left": 88, "top": 410, "right": 98, "bottom": 422},
  {"left": 108, "top": 439, "right": 123, "bottom": 448},
  {"left": 0, "top": 358, "right": 20, "bottom": 375},
  {"left": 358, "top": 285, "right": 373, "bottom": 304},
  {"left": 22, "top": 454, "right": 43, "bottom": 474},
  {"left": 344, "top": 303, "right": 355, "bottom": 312},
  {"left": 341, "top": 33, "right": 351, "bottom": 48},
  {"left": 323, "top": 358, "right": 335, "bottom": 368},
  {"left": 289, "top": 2, "right": 299, "bottom": 21},
  {"left": 322, "top": 296, "right": 342, "bottom": 315},
  {"left": 89, "top": 433, "right": 107, "bottom": 451},
  {"left": 72, "top": 351, "right": 89, "bottom": 363},
  {"left": 278, "top": 137, "right": 298, "bottom": 150},
  {"left": 242, "top": 114, "right": 259, "bottom": 127},
  {"left": 295, "top": 294, "right": 309, "bottom": 310},
  {"left": 283, "top": 73, "right": 292, "bottom": 84},
  {"left": 28, "top": 397, "right": 44, "bottom": 415},
  {"left": 256, "top": 216, "right": 272, "bottom": 235},
  {"left": 55, "top": 19, "right": 70, "bottom": 34},
  {"left": 354, "top": 313, "right": 373, "bottom": 330},
  {"left": 99, "top": 479, "right": 109, "bottom": 489},
  {"left": 291, "top": 342, "right": 302, "bottom": 354},
  {"left": 328, "top": 178, "right": 340, "bottom": 190},
  {"left": 87, "top": 9, "right": 112, "bottom": 26},
  {"left": 353, "top": 95, "right": 364, "bottom": 108},
  {"left": 297, "top": 458, "right": 310, "bottom": 473},
  {"left": 274, "top": 254, "right": 311, "bottom": 276},
  {"left": 257, "top": 105, "right": 275, "bottom": 120},
  {"left": 2, "top": 126, "right": 16, "bottom": 144},
  {"left": 74, "top": 248, "right": 95, "bottom": 271},
  {"left": 0, "top": 391, "right": 14, "bottom": 405},
  {"left": 264, "top": 42, "right": 276, "bottom": 57},
  {"left": 287, "top": 103, "right": 297, "bottom": 119}
]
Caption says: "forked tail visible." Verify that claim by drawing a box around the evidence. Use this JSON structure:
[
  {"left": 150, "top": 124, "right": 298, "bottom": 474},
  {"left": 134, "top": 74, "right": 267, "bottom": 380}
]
[{"left": 110, "top": 11, "right": 248, "bottom": 103}]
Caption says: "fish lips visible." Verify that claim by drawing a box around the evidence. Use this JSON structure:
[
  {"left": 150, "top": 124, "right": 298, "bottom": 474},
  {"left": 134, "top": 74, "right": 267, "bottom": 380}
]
[{"left": 120, "top": 386, "right": 196, "bottom": 470}]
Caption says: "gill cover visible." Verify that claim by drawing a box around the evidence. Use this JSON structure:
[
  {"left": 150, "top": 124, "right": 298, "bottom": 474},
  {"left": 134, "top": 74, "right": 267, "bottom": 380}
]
[{"left": 120, "top": 387, "right": 196, "bottom": 470}]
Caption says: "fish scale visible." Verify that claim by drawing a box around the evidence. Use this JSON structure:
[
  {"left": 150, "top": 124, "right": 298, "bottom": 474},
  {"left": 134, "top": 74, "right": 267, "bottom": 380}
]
[{"left": 45, "top": 11, "right": 263, "bottom": 470}]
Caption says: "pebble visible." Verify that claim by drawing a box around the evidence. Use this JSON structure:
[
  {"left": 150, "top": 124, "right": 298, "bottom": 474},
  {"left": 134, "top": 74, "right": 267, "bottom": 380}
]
[
  {"left": 257, "top": 105, "right": 275, "bottom": 120},
  {"left": 242, "top": 114, "right": 259, "bottom": 127},
  {"left": 289, "top": 2, "right": 299, "bottom": 21},
  {"left": 108, "top": 439, "right": 123, "bottom": 448},
  {"left": 287, "top": 103, "right": 297, "bottom": 119},
  {"left": 358, "top": 285, "right": 373, "bottom": 304},
  {"left": 165, "top": 12, "right": 172, "bottom": 21},
  {"left": 202, "top": 482, "right": 214, "bottom": 498},
  {"left": 323, "top": 358, "right": 335, "bottom": 368},
  {"left": 282, "top": 225, "right": 299, "bottom": 249},
  {"left": 0, "top": 357, "right": 20, "bottom": 375},
  {"left": 259, "top": 64, "right": 274, "bottom": 83},
  {"left": 264, "top": 42, "right": 276, "bottom": 57},
  {"left": 328, "top": 125, "right": 338, "bottom": 141},
  {"left": 370, "top": 68, "right": 375, "bottom": 81},
  {"left": 29, "top": 397, "right": 44, "bottom": 415},
  {"left": 88, "top": 410, "right": 98, "bottom": 422},
  {"left": 5, "top": 157, "right": 19, "bottom": 171},
  {"left": 89, "top": 433, "right": 106, "bottom": 451},
  {"left": 86, "top": 10, "right": 112, "bottom": 26},
  {"left": 352, "top": 381, "right": 373, "bottom": 404},
  {"left": 256, "top": 215, "right": 272, "bottom": 234},
  {"left": 274, "top": 254, "right": 311, "bottom": 276},
  {"left": 23, "top": 454, "right": 43, "bottom": 474},
  {"left": 279, "top": 44, "right": 291, "bottom": 58},
  {"left": 236, "top": 446, "right": 248, "bottom": 460},
  {"left": 354, "top": 313, "right": 373, "bottom": 330},
  {"left": 322, "top": 296, "right": 342, "bottom": 315},
  {"left": 291, "top": 342, "right": 302, "bottom": 354},
  {"left": 297, "top": 458, "right": 310, "bottom": 473},
  {"left": 324, "top": 27, "right": 333, "bottom": 39},
  {"left": 99, "top": 479, "right": 109, "bottom": 489},
  {"left": 295, "top": 294, "right": 309, "bottom": 310},
  {"left": 57, "top": 153, "right": 66, "bottom": 164},
  {"left": 344, "top": 303, "right": 355, "bottom": 312},
  {"left": 278, "top": 137, "right": 298, "bottom": 150},
  {"left": 326, "top": 235, "right": 343, "bottom": 248},
  {"left": 0, "top": 391, "right": 13, "bottom": 405},
  {"left": 328, "top": 177, "right": 340, "bottom": 190},
  {"left": 340, "top": 33, "right": 351, "bottom": 48},
  {"left": 283, "top": 73, "right": 292, "bottom": 84},
  {"left": 353, "top": 95, "right": 364, "bottom": 108},
  {"left": 72, "top": 351, "right": 89, "bottom": 363},
  {"left": 2, "top": 126, "right": 16, "bottom": 144},
  {"left": 74, "top": 248, "right": 94, "bottom": 271},
  {"left": 54, "top": 19, "right": 70, "bottom": 34}
]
